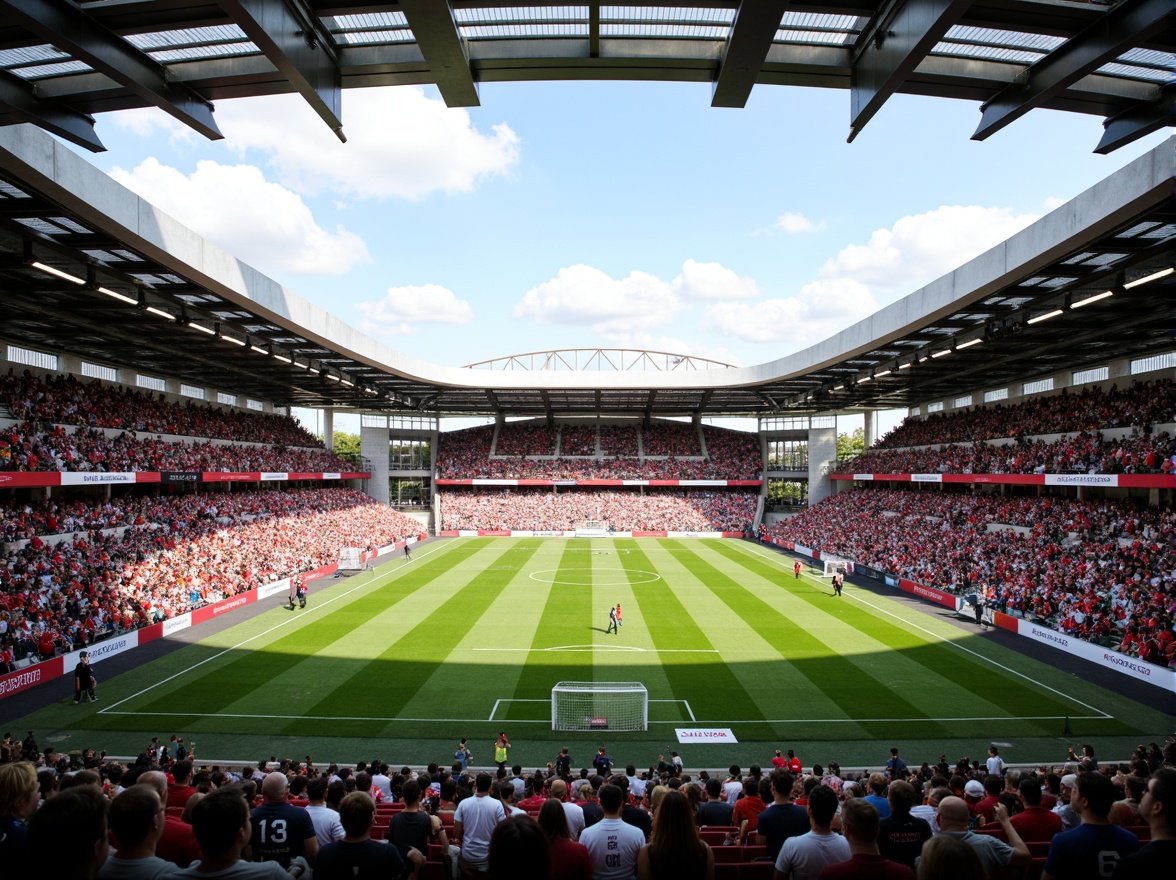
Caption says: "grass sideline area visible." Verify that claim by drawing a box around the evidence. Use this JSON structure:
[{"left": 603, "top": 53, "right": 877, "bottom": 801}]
[{"left": 7, "top": 537, "right": 1166, "bottom": 769}]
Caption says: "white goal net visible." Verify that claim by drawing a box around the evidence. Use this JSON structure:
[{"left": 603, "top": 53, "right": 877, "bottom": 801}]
[
  {"left": 822, "top": 557, "right": 850, "bottom": 578},
  {"left": 551, "top": 681, "right": 648, "bottom": 731},
  {"left": 575, "top": 520, "right": 610, "bottom": 538}
]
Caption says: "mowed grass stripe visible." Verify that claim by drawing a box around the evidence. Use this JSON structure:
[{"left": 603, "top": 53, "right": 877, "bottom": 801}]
[
  {"left": 286, "top": 540, "right": 546, "bottom": 736},
  {"left": 590, "top": 541, "right": 678, "bottom": 710},
  {"left": 512, "top": 541, "right": 597, "bottom": 694},
  {"left": 662, "top": 541, "right": 957, "bottom": 739},
  {"left": 616, "top": 540, "right": 766, "bottom": 726},
  {"left": 699, "top": 543, "right": 1032, "bottom": 724},
  {"left": 716, "top": 541, "right": 1089, "bottom": 723},
  {"left": 400, "top": 539, "right": 559, "bottom": 723},
  {"left": 101, "top": 540, "right": 481, "bottom": 729},
  {"left": 631, "top": 540, "right": 851, "bottom": 729}
]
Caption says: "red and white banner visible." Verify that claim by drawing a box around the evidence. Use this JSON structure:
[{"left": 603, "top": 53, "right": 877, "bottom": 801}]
[
  {"left": 0, "top": 471, "right": 370, "bottom": 487},
  {"left": 437, "top": 479, "right": 762, "bottom": 488},
  {"left": 830, "top": 472, "right": 1176, "bottom": 488}
]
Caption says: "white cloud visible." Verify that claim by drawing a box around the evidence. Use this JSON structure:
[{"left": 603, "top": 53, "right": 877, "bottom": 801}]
[
  {"left": 108, "top": 158, "right": 370, "bottom": 275},
  {"left": 208, "top": 89, "right": 520, "bottom": 201},
  {"left": 818, "top": 204, "right": 1039, "bottom": 293},
  {"left": 1042, "top": 196, "right": 1067, "bottom": 211},
  {"left": 514, "top": 264, "right": 684, "bottom": 335},
  {"left": 705, "top": 278, "right": 877, "bottom": 345},
  {"left": 513, "top": 259, "right": 757, "bottom": 338},
  {"left": 774, "top": 212, "right": 825, "bottom": 234},
  {"left": 356, "top": 284, "right": 474, "bottom": 336},
  {"left": 674, "top": 259, "right": 759, "bottom": 301}
]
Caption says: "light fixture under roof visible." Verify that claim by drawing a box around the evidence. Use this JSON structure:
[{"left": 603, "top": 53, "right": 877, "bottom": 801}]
[
  {"left": 145, "top": 305, "right": 173, "bottom": 320},
  {"left": 930, "top": 348, "right": 952, "bottom": 357},
  {"left": 1123, "top": 267, "right": 1173, "bottom": 289},
  {"left": 273, "top": 352, "right": 292, "bottom": 364},
  {"left": 1071, "top": 290, "right": 1114, "bottom": 308},
  {"left": 250, "top": 343, "right": 268, "bottom": 354},
  {"left": 957, "top": 338, "right": 983, "bottom": 349},
  {"left": 31, "top": 261, "right": 85, "bottom": 285},
  {"left": 1026, "top": 308, "right": 1064, "bottom": 325},
  {"left": 97, "top": 285, "right": 136, "bottom": 305},
  {"left": 187, "top": 322, "right": 215, "bottom": 335},
  {"left": 875, "top": 368, "right": 892, "bottom": 377}
]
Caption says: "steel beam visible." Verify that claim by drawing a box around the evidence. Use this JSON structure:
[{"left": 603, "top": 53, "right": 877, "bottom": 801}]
[
  {"left": 0, "top": 0, "right": 221, "bottom": 140},
  {"left": 1095, "top": 84, "right": 1175, "bottom": 154},
  {"left": 973, "top": 0, "right": 1175, "bottom": 142},
  {"left": 398, "top": 0, "right": 479, "bottom": 107},
  {"left": 0, "top": 70, "right": 105, "bottom": 152},
  {"left": 711, "top": 0, "right": 791, "bottom": 108},
  {"left": 217, "top": 0, "right": 345, "bottom": 142},
  {"left": 848, "top": 0, "right": 971, "bottom": 142}
]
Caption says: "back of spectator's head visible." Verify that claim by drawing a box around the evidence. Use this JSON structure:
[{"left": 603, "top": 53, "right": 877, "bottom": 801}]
[
  {"left": 189, "top": 786, "right": 249, "bottom": 858},
  {"left": 0, "top": 761, "right": 38, "bottom": 818},
  {"left": 475, "top": 772, "right": 493, "bottom": 793},
  {"left": 307, "top": 776, "right": 328, "bottom": 802},
  {"left": 108, "top": 784, "right": 161, "bottom": 850},
  {"left": 626, "top": 764, "right": 636, "bottom": 777},
  {"left": 338, "top": 791, "right": 376, "bottom": 838},
  {"left": 869, "top": 773, "right": 887, "bottom": 795},
  {"left": 984, "top": 775, "right": 1002, "bottom": 797},
  {"left": 172, "top": 760, "right": 193, "bottom": 784},
  {"left": 743, "top": 778, "right": 758, "bottom": 797},
  {"left": 28, "top": 785, "right": 108, "bottom": 880},
  {"left": 537, "top": 798, "right": 570, "bottom": 842},
  {"left": 888, "top": 780, "right": 916, "bottom": 814},
  {"left": 807, "top": 785, "right": 838, "bottom": 826},
  {"left": 771, "top": 770, "right": 795, "bottom": 798},
  {"left": 599, "top": 783, "right": 623, "bottom": 814},
  {"left": 803, "top": 776, "right": 821, "bottom": 797},
  {"left": 326, "top": 779, "right": 346, "bottom": 810},
  {"left": 402, "top": 779, "right": 421, "bottom": 806},
  {"left": 489, "top": 814, "right": 549, "bottom": 880},
  {"left": 550, "top": 779, "right": 567, "bottom": 800},
  {"left": 1076, "top": 772, "right": 1115, "bottom": 819},
  {"left": 705, "top": 777, "right": 722, "bottom": 799},
  {"left": 262, "top": 771, "right": 288, "bottom": 802},
  {"left": 61, "top": 770, "right": 101, "bottom": 792},
  {"left": 840, "top": 797, "right": 879, "bottom": 843},
  {"left": 918, "top": 833, "right": 985, "bottom": 880},
  {"left": 1018, "top": 777, "right": 1042, "bottom": 807}
]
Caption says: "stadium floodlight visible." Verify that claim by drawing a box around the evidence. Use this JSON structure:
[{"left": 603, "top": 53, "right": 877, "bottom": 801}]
[
  {"left": 1027, "top": 308, "right": 1064, "bottom": 325},
  {"left": 1071, "top": 290, "right": 1113, "bottom": 308},
  {"left": 1123, "top": 267, "right": 1172, "bottom": 289},
  {"left": 552, "top": 681, "right": 648, "bottom": 731}
]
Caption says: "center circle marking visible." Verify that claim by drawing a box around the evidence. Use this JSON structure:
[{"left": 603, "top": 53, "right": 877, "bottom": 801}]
[{"left": 529, "top": 567, "right": 661, "bottom": 586}]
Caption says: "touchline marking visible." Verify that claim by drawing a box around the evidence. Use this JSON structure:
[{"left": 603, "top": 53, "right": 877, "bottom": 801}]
[
  {"left": 99, "top": 541, "right": 453, "bottom": 715},
  {"left": 739, "top": 542, "right": 1113, "bottom": 719},
  {"left": 94, "top": 710, "right": 1101, "bottom": 725}
]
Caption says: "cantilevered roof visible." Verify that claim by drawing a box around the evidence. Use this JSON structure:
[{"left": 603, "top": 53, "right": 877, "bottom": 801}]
[
  {"left": 0, "top": 1, "right": 1171, "bottom": 154},
  {"left": 0, "top": 122, "right": 1171, "bottom": 420}
]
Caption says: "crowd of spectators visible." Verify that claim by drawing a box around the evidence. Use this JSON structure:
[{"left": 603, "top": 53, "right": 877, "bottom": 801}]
[
  {"left": 1, "top": 422, "right": 353, "bottom": 474},
  {"left": 435, "top": 423, "right": 761, "bottom": 480},
  {"left": 2, "top": 369, "right": 323, "bottom": 446},
  {"left": 844, "top": 379, "right": 1176, "bottom": 475},
  {"left": 846, "top": 429, "right": 1175, "bottom": 476},
  {"left": 0, "top": 488, "right": 422, "bottom": 667},
  {"left": 1, "top": 736, "right": 1172, "bottom": 880},
  {"left": 439, "top": 489, "right": 757, "bottom": 532},
  {"left": 768, "top": 488, "right": 1176, "bottom": 665},
  {"left": 873, "top": 380, "right": 1175, "bottom": 450}
]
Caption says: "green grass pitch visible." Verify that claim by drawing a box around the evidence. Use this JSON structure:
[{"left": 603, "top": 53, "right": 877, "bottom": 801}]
[{"left": 12, "top": 538, "right": 1165, "bottom": 769}]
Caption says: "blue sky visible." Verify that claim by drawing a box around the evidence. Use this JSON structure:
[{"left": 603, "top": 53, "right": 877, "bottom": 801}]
[{"left": 76, "top": 80, "right": 1168, "bottom": 434}]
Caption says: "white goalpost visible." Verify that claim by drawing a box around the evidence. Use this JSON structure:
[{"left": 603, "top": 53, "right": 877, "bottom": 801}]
[{"left": 551, "top": 681, "right": 648, "bottom": 731}]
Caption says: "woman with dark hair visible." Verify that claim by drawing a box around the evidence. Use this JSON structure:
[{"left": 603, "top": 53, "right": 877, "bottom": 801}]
[
  {"left": 537, "top": 797, "right": 591, "bottom": 880},
  {"left": 637, "top": 789, "right": 713, "bottom": 880},
  {"left": 489, "top": 814, "right": 550, "bottom": 880}
]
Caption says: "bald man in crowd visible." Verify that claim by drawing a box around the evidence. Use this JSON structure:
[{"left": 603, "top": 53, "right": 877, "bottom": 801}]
[
  {"left": 926, "top": 795, "right": 1030, "bottom": 877},
  {"left": 251, "top": 772, "right": 317, "bottom": 870}
]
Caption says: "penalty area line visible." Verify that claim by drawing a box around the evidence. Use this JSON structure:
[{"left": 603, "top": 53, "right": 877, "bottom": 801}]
[{"left": 98, "top": 541, "right": 453, "bottom": 716}]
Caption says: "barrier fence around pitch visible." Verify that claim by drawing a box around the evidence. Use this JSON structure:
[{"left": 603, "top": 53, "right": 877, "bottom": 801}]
[
  {"left": 0, "top": 534, "right": 424, "bottom": 701},
  {"left": 764, "top": 535, "right": 1176, "bottom": 692},
  {"left": 0, "top": 471, "right": 371, "bottom": 488}
]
